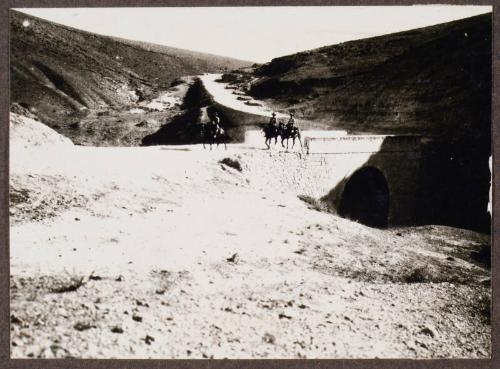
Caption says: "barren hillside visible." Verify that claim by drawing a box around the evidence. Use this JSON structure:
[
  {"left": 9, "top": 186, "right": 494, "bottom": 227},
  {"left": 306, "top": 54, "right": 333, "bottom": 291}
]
[
  {"left": 10, "top": 10, "right": 251, "bottom": 143},
  {"left": 246, "top": 13, "right": 491, "bottom": 140}
]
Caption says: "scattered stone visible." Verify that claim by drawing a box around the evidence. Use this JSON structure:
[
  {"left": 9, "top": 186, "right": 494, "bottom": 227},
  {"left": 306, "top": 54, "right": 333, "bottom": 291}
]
[
  {"left": 111, "top": 326, "right": 124, "bottom": 334},
  {"left": 115, "top": 275, "right": 123, "bottom": 282},
  {"left": 74, "top": 217, "right": 80, "bottom": 221},
  {"left": 416, "top": 340, "right": 428, "bottom": 349},
  {"left": 132, "top": 315, "right": 143, "bottom": 322},
  {"left": 279, "top": 313, "right": 292, "bottom": 320},
  {"left": 142, "top": 335, "right": 155, "bottom": 345},
  {"left": 136, "top": 300, "right": 149, "bottom": 307},
  {"left": 420, "top": 325, "right": 438, "bottom": 338},
  {"left": 262, "top": 333, "right": 276, "bottom": 344},
  {"left": 226, "top": 253, "right": 239, "bottom": 264},
  {"left": 49, "top": 276, "right": 85, "bottom": 293},
  {"left": 11, "top": 314, "right": 22, "bottom": 325},
  {"left": 74, "top": 322, "right": 93, "bottom": 331}
]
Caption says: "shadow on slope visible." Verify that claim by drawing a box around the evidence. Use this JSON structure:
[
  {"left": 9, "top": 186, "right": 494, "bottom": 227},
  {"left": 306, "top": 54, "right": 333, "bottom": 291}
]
[{"left": 141, "top": 79, "right": 249, "bottom": 145}]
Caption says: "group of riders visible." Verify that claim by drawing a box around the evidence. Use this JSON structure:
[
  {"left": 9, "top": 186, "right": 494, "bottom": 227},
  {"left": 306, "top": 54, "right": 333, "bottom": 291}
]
[
  {"left": 200, "top": 110, "right": 301, "bottom": 150},
  {"left": 263, "top": 112, "right": 302, "bottom": 149}
]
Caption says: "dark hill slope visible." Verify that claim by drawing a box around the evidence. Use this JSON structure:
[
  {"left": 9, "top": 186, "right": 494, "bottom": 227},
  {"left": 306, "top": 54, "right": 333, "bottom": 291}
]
[
  {"left": 247, "top": 14, "right": 492, "bottom": 233},
  {"left": 10, "top": 10, "right": 251, "bottom": 129},
  {"left": 250, "top": 14, "right": 491, "bottom": 140}
]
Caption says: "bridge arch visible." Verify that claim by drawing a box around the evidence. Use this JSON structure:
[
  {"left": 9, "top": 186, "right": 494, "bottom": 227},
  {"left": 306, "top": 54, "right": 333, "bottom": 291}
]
[{"left": 338, "top": 166, "right": 390, "bottom": 228}]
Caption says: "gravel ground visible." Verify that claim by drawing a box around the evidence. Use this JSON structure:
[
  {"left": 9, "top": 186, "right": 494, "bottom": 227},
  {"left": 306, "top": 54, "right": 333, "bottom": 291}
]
[{"left": 9, "top": 118, "right": 491, "bottom": 358}]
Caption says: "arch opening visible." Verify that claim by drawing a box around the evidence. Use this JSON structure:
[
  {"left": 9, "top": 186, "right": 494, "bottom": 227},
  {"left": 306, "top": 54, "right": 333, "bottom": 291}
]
[{"left": 338, "top": 167, "right": 390, "bottom": 228}]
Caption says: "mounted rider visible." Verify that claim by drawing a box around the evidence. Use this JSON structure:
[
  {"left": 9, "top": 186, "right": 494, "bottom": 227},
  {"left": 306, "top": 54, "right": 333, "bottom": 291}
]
[
  {"left": 268, "top": 112, "right": 278, "bottom": 129},
  {"left": 286, "top": 113, "right": 297, "bottom": 133},
  {"left": 210, "top": 111, "right": 224, "bottom": 137}
]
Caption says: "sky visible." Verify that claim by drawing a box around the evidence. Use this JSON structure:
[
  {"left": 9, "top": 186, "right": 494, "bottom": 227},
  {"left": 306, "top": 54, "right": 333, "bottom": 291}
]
[{"left": 17, "top": 6, "right": 492, "bottom": 63}]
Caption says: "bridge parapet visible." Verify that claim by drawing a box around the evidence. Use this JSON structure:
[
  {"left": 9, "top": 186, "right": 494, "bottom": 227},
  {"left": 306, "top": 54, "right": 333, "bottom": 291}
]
[{"left": 304, "top": 135, "right": 422, "bottom": 155}]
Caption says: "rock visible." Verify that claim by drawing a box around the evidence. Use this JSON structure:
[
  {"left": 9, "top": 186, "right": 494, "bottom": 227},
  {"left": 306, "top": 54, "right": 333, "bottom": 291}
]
[
  {"left": 110, "top": 326, "right": 124, "bottom": 334},
  {"left": 136, "top": 300, "right": 149, "bottom": 307},
  {"left": 132, "top": 315, "right": 143, "bottom": 322},
  {"left": 74, "top": 322, "right": 93, "bottom": 331},
  {"left": 226, "top": 253, "right": 239, "bottom": 264},
  {"left": 11, "top": 314, "right": 22, "bottom": 325},
  {"left": 420, "top": 325, "right": 438, "bottom": 338},
  {"left": 143, "top": 335, "right": 155, "bottom": 345},
  {"left": 262, "top": 333, "right": 276, "bottom": 344}
]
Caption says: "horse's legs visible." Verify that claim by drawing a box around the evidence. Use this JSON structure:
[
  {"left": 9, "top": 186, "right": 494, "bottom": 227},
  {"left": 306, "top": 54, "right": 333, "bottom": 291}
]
[
  {"left": 274, "top": 136, "right": 277, "bottom": 145},
  {"left": 292, "top": 137, "right": 296, "bottom": 148},
  {"left": 281, "top": 138, "right": 285, "bottom": 148}
]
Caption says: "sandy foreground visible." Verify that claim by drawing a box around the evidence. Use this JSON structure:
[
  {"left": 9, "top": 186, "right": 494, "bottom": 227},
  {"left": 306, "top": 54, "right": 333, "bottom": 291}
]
[{"left": 9, "top": 114, "right": 491, "bottom": 359}]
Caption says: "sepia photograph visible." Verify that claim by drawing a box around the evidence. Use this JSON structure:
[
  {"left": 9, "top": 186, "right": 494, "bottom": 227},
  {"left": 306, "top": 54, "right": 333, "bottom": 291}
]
[{"left": 8, "top": 4, "right": 492, "bottom": 359}]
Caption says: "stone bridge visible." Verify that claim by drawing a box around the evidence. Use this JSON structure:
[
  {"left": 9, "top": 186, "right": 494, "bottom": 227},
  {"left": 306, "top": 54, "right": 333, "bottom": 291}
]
[
  {"left": 202, "top": 75, "right": 490, "bottom": 232},
  {"left": 301, "top": 134, "right": 422, "bottom": 228}
]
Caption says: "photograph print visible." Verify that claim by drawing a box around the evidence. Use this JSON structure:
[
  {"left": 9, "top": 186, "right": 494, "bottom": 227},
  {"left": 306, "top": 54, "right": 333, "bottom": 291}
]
[{"left": 8, "top": 5, "right": 493, "bottom": 359}]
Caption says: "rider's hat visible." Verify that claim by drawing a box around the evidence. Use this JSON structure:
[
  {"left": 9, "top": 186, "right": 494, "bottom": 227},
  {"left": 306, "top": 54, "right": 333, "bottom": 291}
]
[{"left": 272, "top": 112, "right": 276, "bottom": 116}]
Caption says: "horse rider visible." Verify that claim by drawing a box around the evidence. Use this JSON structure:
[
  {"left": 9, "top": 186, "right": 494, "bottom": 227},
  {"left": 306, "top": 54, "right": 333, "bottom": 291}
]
[
  {"left": 286, "top": 113, "right": 296, "bottom": 132},
  {"left": 212, "top": 112, "right": 225, "bottom": 136},
  {"left": 269, "top": 112, "right": 278, "bottom": 128}
]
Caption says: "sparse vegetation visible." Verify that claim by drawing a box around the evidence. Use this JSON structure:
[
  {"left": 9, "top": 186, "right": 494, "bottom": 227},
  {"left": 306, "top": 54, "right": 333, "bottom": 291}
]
[
  {"left": 219, "top": 158, "right": 243, "bottom": 172},
  {"left": 298, "top": 194, "right": 331, "bottom": 212},
  {"left": 403, "top": 267, "right": 428, "bottom": 283},
  {"left": 49, "top": 275, "right": 85, "bottom": 293}
]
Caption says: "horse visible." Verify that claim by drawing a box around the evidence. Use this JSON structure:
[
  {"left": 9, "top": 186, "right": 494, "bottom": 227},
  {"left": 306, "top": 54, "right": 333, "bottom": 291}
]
[
  {"left": 280, "top": 124, "right": 302, "bottom": 150},
  {"left": 201, "top": 122, "right": 227, "bottom": 150},
  {"left": 262, "top": 122, "right": 285, "bottom": 149}
]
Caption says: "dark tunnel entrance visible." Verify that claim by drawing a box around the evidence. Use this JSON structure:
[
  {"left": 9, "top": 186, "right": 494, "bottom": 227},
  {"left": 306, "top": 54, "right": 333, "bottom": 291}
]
[{"left": 338, "top": 167, "right": 390, "bottom": 228}]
